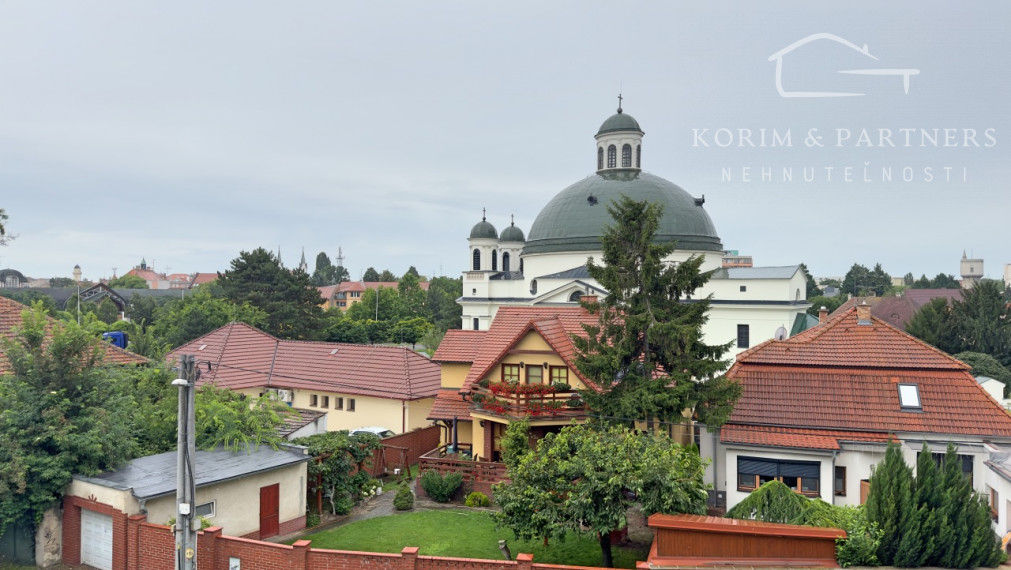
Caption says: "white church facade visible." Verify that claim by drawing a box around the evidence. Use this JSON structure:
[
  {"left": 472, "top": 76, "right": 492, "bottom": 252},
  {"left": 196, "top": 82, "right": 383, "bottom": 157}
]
[{"left": 459, "top": 104, "right": 811, "bottom": 356}]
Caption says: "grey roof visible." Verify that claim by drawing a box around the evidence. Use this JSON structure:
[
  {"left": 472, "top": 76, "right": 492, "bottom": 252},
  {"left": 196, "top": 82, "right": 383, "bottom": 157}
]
[
  {"left": 525, "top": 171, "right": 722, "bottom": 256},
  {"left": 74, "top": 445, "right": 309, "bottom": 501},
  {"left": 977, "top": 376, "right": 998, "bottom": 385},
  {"left": 710, "top": 265, "right": 802, "bottom": 280},
  {"left": 538, "top": 266, "right": 591, "bottom": 280},
  {"left": 597, "top": 110, "right": 643, "bottom": 135},
  {"left": 489, "top": 271, "right": 525, "bottom": 281},
  {"left": 500, "top": 223, "right": 525, "bottom": 242},
  {"left": 469, "top": 219, "right": 498, "bottom": 239}
]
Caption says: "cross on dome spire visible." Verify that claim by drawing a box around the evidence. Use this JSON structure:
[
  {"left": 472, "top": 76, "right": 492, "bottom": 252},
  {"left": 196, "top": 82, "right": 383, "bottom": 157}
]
[
  {"left": 482, "top": 207, "right": 486, "bottom": 221},
  {"left": 617, "top": 93, "right": 623, "bottom": 113}
]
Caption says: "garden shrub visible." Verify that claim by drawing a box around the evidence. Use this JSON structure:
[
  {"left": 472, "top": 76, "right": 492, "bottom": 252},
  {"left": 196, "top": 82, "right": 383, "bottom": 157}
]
[
  {"left": 420, "top": 469, "right": 464, "bottom": 503},
  {"left": 466, "top": 491, "right": 491, "bottom": 507},
  {"left": 394, "top": 483, "right": 414, "bottom": 510},
  {"left": 836, "top": 508, "right": 882, "bottom": 568}
]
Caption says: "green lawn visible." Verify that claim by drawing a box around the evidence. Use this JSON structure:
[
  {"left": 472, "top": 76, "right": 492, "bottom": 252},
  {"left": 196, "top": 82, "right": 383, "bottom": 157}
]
[{"left": 299, "top": 509, "right": 648, "bottom": 568}]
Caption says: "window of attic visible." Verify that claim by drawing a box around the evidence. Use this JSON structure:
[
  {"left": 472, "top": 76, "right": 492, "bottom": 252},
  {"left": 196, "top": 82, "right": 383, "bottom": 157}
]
[{"left": 898, "top": 384, "right": 921, "bottom": 409}]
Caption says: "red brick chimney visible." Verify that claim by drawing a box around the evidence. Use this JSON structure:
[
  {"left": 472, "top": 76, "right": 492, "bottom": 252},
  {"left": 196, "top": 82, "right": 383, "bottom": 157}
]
[
  {"left": 856, "top": 301, "right": 872, "bottom": 325},
  {"left": 818, "top": 306, "right": 828, "bottom": 323},
  {"left": 581, "top": 294, "right": 598, "bottom": 304}
]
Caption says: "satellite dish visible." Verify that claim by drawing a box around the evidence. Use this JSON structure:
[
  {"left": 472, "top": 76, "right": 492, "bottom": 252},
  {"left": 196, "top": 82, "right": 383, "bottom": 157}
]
[{"left": 774, "top": 326, "right": 788, "bottom": 341}]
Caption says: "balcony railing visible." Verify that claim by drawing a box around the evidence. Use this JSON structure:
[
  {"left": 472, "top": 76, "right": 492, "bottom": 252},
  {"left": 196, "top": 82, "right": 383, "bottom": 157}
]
[
  {"left": 470, "top": 382, "right": 589, "bottom": 419},
  {"left": 419, "top": 443, "right": 508, "bottom": 495}
]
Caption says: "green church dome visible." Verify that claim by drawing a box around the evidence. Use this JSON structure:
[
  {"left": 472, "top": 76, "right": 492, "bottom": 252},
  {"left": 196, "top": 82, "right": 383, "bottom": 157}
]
[
  {"left": 469, "top": 219, "right": 498, "bottom": 239},
  {"left": 597, "top": 110, "right": 643, "bottom": 135},
  {"left": 500, "top": 223, "right": 525, "bottom": 242},
  {"left": 524, "top": 170, "right": 723, "bottom": 255}
]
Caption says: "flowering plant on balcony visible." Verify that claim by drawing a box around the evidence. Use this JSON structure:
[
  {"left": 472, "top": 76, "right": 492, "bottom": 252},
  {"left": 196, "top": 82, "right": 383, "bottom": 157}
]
[
  {"left": 488, "top": 382, "right": 558, "bottom": 396},
  {"left": 527, "top": 400, "right": 565, "bottom": 416}
]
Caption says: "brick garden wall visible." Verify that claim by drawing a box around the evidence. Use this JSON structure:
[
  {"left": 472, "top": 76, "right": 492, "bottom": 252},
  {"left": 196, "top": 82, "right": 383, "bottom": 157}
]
[{"left": 75, "top": 511, "right": 617, "bottom": 570}]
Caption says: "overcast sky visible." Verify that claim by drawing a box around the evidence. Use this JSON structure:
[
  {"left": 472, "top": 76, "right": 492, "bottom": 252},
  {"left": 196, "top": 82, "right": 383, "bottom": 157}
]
[{"left": 1, "top": 2, "right": 1007, "bottom": 283}]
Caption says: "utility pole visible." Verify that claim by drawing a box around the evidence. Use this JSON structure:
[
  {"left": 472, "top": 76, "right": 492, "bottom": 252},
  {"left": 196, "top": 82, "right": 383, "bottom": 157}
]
[{"left": 173, "top": 355, "right": 198, "bottom": 570}]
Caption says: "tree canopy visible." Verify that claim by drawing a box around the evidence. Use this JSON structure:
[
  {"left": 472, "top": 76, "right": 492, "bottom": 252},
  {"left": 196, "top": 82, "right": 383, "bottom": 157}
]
[
  {"left": 493, "top": 422, "right": 707, "bottom": 567},
  {"left": 0, "top": 208, "right": 11, "bottom": 245},
  {"left": 217, "top": 247, "right": 324, "bottom": 340},
  {"left": 107, "top": 274, "right": 150, "bottom": 289},
  {"left": 907, "top": 280, "right": 1011, "bottom": 368},
  {"left": 573, "top": 196, "right": 738, "bottom": 428},
  {"left": 842, "top": 263, "right": 891, "bottom": 297},
  {"left": 0, "top": 304, "right": 137, "bottom": 530}
]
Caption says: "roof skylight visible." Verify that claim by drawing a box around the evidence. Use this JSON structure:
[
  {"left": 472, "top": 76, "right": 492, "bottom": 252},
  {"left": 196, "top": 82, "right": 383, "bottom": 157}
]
[{"left": 898, "top": 384, "right": 921, "bottom": 409}]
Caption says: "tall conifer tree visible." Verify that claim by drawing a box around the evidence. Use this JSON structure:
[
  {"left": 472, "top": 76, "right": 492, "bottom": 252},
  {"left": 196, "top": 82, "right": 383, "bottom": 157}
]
[{"left": 573, "top": 197, "right": 739, "bottom": 428}]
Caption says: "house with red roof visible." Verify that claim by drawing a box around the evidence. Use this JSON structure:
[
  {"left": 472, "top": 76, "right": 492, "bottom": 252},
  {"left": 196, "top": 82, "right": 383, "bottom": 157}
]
[
  {"left": 167, "top": 323, "right": 441, "bottom": 434},
  {"left": 427, "top": 305, "right": 598, "bottom": 463},
  {"left": 0, "top": 296, "right": 148, "bottom": 373},
  {"left": 318, "top": 280, "right": 430, "bottom": 311},
  {"left": 712, "top": 302, "right": 1011, "bottom": 512}
]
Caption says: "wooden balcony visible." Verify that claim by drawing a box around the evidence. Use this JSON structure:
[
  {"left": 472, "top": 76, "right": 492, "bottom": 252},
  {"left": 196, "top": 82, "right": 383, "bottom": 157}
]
[{"left": 469, "top": 382, "right": 589, "bottom": 420}]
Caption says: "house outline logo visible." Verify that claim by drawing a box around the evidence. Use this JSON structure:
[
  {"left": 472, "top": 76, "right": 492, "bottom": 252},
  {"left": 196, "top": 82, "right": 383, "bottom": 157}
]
[{"left": 768, "top": 33, "right": 920, "bottom": 98}]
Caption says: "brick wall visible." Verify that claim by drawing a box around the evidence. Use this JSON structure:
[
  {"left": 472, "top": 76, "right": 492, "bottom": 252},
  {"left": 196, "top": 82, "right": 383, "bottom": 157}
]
[{"left": 70, "top": 506, "right": 616, "bottom": 570}]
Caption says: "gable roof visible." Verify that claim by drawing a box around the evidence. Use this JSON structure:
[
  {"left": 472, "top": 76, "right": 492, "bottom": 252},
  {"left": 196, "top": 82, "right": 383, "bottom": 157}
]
[
  {"left": 428, "top": 388, "right": 473, "bottom": 421},
  {"left": 725, "top": 306, "right": 1011, "bottom": 443},
  {"left": 432, "top": 329, "right": 485, "bottom": 363},
  {"left": 73, "top": 445, "right": 309, "bottom": 501},
  {"left": 459, "top": 306, "right": 598, "bottom": 392},
  {"left": 0, "top": 295, "right": 149, "bottom": 374},
  {"left": 167, "top": 322, "right": 440, "bottom": 400}
]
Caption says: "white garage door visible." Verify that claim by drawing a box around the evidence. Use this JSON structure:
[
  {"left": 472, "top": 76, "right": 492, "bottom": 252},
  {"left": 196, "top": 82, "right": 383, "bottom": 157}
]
[{"left": 81, "top": 508, "right": 113, "bottom": 570}]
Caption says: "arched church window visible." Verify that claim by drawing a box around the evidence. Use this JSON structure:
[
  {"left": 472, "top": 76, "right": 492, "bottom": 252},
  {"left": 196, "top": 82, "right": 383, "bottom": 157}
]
[
  {"left": 530, "top": 279, "right": 538, "bottom": 295},
  {"left": 636, "top": 145, "right": 641, "bottom": 168},
  {"left": 472, "top": 249, "right": 481, "bottom": 271},
  {"left": 621, "top": 144, "right": 631, "bottom": 167},
  {"left": 502, "top": 252, "right": 511, "bottom": 272},
  {"left": 491, "top": 250, "right": 498, "bottom": 271},
  {"left": 607, "top": 145, "right": 616, "bottom": 168},
  {"left": 597, "top": 147, "right": 603, "bottom": 170}
]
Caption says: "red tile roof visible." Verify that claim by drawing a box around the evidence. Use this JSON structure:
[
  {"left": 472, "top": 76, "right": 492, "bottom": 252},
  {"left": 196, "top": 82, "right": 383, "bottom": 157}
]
[
  {"left": 0, "top": 296, "right": 148, "bottom": 373},
  {"left": 721, "top": 425, "right": 892, "bottom": 451},
  {"left": 726, "top": 306, "right": 1011, "bottom": 440},
  {"left": 432, "top": 329, "right": 485, "bottom": 363},
  {"left": 736, "top": 306, "right": 969, "bottom": 370},
  {"left": 459, "top": 306, "right": 598, "bottom": 392},
  {"left": 167, "top": 322, "right": 440, "bottom": 400},
  {"left": 428, "top": 388, "right": 474, "bottom": 420},
  {"left": 190, "top": 273, "right": 218, "bottom": 286}
]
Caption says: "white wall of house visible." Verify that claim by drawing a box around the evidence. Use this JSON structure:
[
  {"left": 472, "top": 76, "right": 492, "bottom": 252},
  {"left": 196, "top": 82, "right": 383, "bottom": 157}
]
[{"left": 723, "top": 446, "right": 834, "bottom": 508}]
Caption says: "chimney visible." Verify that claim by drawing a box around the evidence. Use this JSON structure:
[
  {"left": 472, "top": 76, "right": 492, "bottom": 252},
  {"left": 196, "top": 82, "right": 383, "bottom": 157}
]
[
  {"left": 818, "top": 306, "right": 828, "bottom": 323},
  {"left": 581, "top": 294, "right": 598, "bottom": 304},
  {"left": 856, "top": 301, "right": 872, "bottom": 325}
]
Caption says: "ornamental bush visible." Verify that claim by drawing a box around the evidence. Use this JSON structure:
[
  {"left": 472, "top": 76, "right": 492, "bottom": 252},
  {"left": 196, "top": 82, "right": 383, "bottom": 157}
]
[
  {"left": 394, "top": 483, "right": 414, "bottom": 511},
  {"left": 466, "top": 491, "right": 491, "bottom": 507},
  {"left": 420, "top": 469, "right": 464, "bottom": 503}
]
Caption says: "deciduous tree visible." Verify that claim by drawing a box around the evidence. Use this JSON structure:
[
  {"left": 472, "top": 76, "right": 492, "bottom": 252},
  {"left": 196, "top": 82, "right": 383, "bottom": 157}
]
[
  {"left": 108, "top": 274, "right": 149, "bottom": 289},
  {"left": 0, "top": 304, "right": 137, "bottom": 530},
  {"left": 493, "top": 422, "right": 707, "bottom": 568}
]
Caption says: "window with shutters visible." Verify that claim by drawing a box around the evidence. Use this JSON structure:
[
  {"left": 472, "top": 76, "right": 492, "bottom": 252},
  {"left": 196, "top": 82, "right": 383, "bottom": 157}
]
[{"left": 737, "top": 456, "right": 821, "bottom": 496}]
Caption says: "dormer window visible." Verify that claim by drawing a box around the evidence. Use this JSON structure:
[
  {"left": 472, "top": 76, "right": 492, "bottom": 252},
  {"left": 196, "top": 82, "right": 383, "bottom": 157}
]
[
  {"left": 607, "top": 145, "right": 616, "bottom": 168},
  {"left": 898, "top": 384, "right": 921, "bottom": 409},
  {"left": 621, "top": 144, "right": 632, "bottom": 167}
]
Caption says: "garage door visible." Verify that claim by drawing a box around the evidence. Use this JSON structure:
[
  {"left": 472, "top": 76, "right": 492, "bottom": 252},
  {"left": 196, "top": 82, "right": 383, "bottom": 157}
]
[{"left": 81, "top": 508, "right": 113, "bottom": 570}]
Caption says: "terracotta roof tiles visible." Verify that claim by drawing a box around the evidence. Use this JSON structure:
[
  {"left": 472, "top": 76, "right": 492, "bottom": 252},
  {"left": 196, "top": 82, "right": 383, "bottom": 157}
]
[
  {"left": 0, "top": 295, "right": 148, "bottom": 373},
  {"left": 459, "top": 306, "right": 598, "bottom": 392},
  {"left": 168, "top": 322, "right": 440, "bottom": 400},
  {"left": 726, "top": 306, "right": 1011, "bottom": 440},
  {"left": 428, "top": 388, "right": 473, "bottom": 420},
  {"left": 432, "top": 329, "right": 485, "bottom": 363}
]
